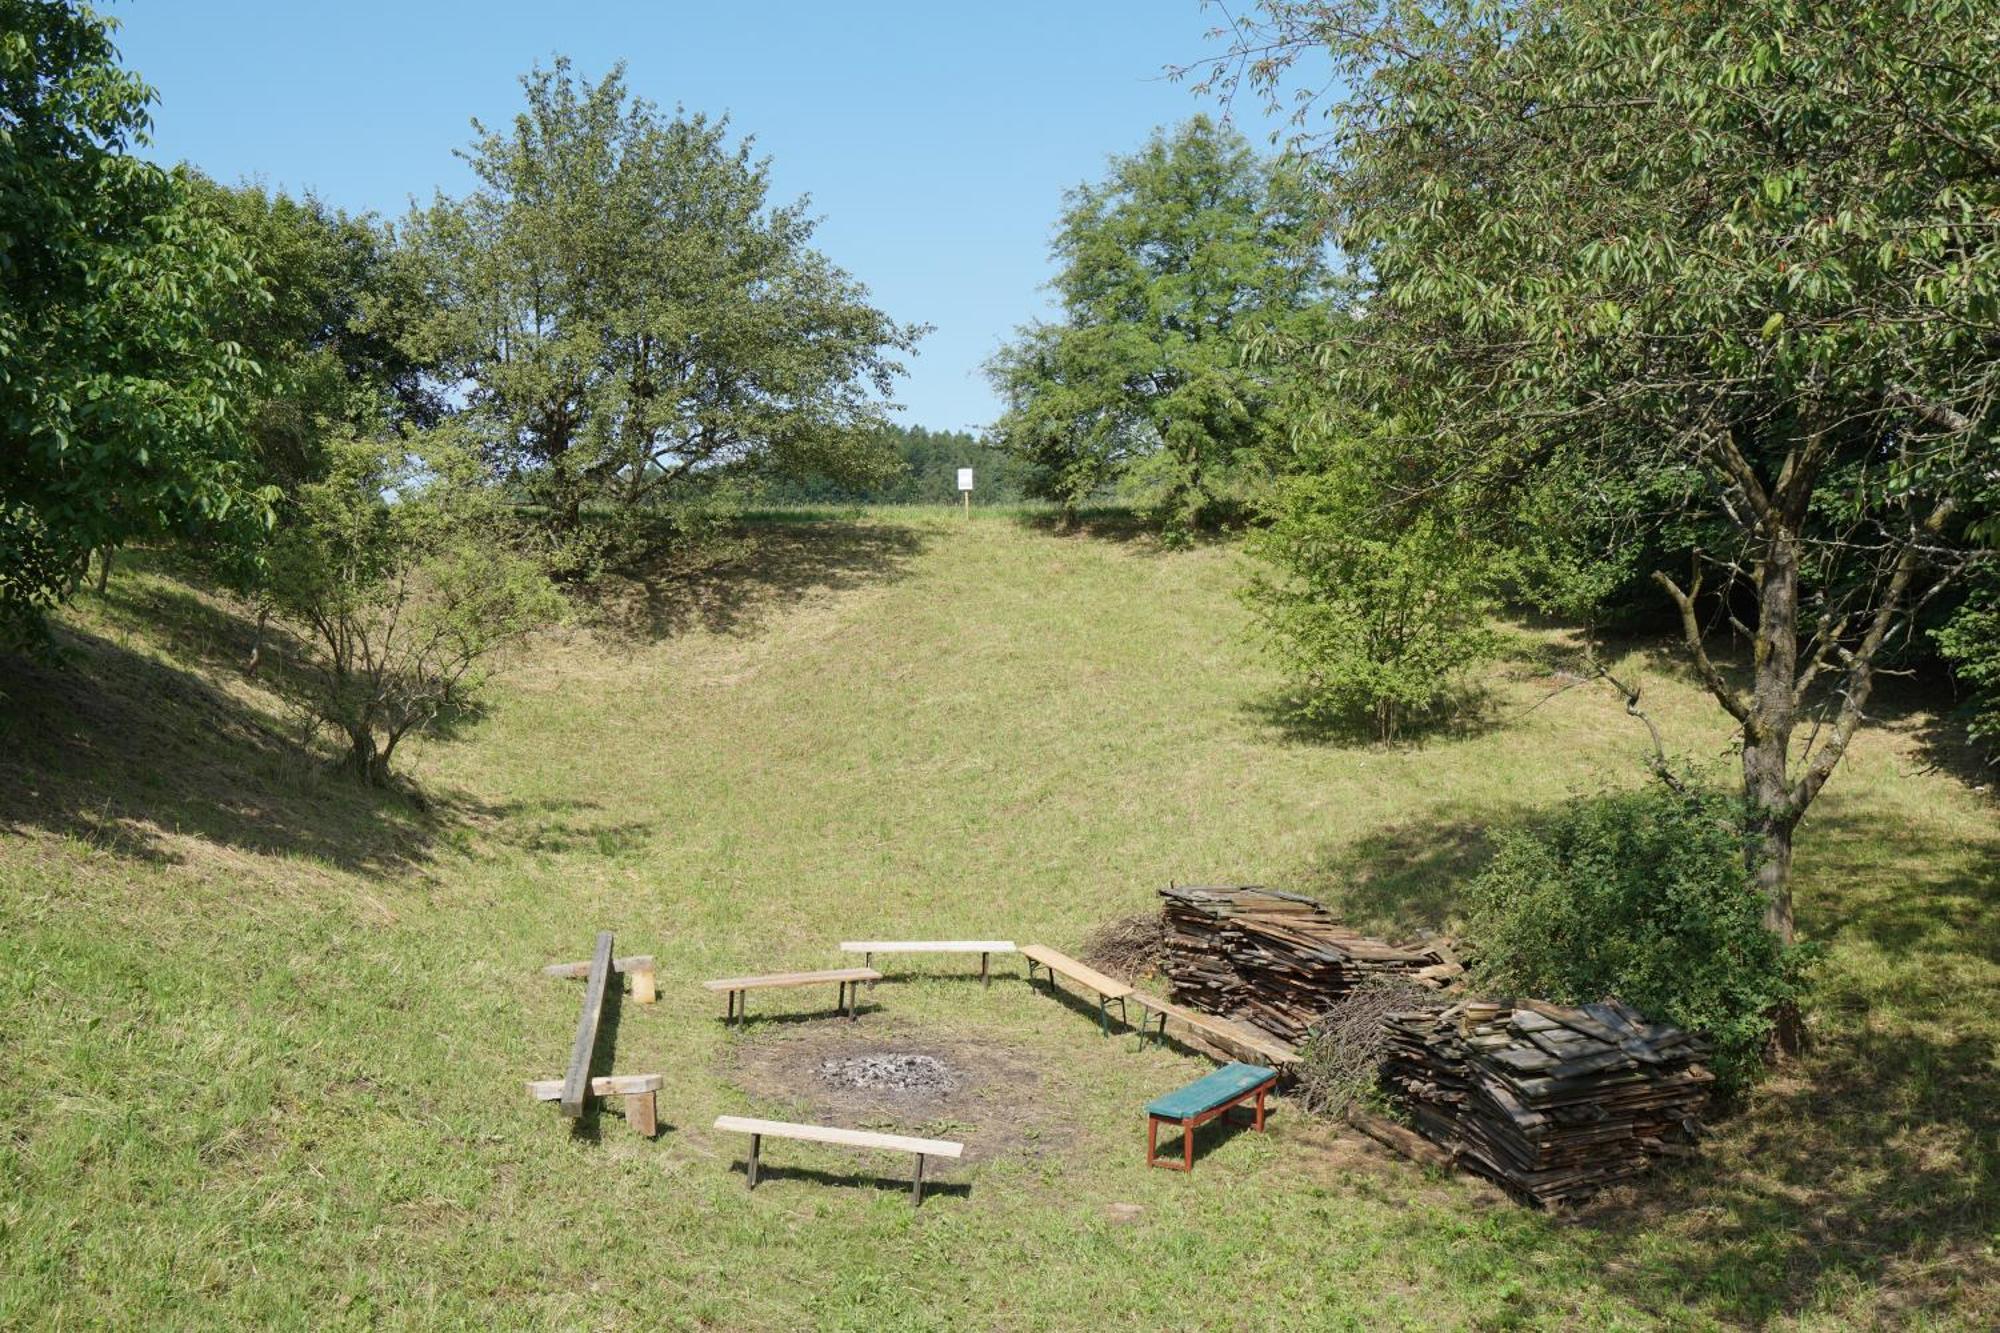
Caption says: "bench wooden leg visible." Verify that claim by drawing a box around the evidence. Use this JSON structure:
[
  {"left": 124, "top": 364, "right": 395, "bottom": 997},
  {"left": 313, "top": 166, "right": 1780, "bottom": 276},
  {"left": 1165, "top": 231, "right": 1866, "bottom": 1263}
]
[
  {"left": 747, "top": 1133, "right": 761, "bottom": 1189},
  {"left": 912, "top": 1152, "right": 926, "bottom": 1206},
  {"left": 980, "top": 952, "right": 990, "bottom": 988},
  {"left": 630, "top": 966, "right": 657, "bottom": 1005},
  {"left": 628, "top": 1089, "right": 657, "bottom": 1138},
  {"left": 865, "top": 951, "right": 874, "bottom": 993}
]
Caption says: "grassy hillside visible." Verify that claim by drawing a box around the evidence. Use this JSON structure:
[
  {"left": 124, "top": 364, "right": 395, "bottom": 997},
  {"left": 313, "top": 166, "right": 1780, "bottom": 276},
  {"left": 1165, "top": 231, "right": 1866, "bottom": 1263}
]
[{"left": 2, "top": 512, "right": 1993, "bottom": 1329}]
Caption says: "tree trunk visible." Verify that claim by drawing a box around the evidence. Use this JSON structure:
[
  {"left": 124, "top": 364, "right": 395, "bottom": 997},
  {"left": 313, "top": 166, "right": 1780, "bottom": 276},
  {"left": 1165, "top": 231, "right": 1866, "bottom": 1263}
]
[
  {"left": 1742, "top": 527, "right": 1802, "bottom": 948},
  {"left": 93, "top": 546, "right": 114, "bottom": 594},
  {"left": 344, "top": 729, "right": 392, "bottom": 787},
  {"left": 245, "top": 606, "right": 270, "bottom": 676},
  {"left": 1743, "top": 523, "right": 1806, "bottom": 1054}
]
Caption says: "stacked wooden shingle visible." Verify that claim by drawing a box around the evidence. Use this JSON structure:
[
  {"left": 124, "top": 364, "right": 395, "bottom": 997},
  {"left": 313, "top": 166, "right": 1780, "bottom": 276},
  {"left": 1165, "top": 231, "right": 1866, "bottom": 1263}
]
[
  {"left": 1158, "top": 884, "right": 1462, "bottom": 1042},
  {"left": 1378, "top": 997, "right": 1713, "bottom": 1208}
]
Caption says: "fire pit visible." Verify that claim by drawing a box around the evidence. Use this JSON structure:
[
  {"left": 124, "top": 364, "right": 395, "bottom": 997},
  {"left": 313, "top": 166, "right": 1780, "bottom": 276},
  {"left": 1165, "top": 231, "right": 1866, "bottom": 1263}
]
[{"left": 817, "top": 1052, "right": 960, "bottom": 1095}]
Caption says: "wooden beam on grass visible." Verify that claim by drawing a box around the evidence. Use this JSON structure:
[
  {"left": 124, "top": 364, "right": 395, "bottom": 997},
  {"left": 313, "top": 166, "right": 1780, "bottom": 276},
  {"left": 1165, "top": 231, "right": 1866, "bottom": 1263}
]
[
  {"left": 560, "top": 931, "right": 615, "bottom": 1117},
  {"left": 543, "top": 952, "right": 657, "bottom": 1004}
]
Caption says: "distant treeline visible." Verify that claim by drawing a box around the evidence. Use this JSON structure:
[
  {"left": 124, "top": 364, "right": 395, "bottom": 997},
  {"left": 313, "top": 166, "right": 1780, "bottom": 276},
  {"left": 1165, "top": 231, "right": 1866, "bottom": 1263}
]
[{"left": 755, "top": 424, "right": 1038, "bottom": 505}]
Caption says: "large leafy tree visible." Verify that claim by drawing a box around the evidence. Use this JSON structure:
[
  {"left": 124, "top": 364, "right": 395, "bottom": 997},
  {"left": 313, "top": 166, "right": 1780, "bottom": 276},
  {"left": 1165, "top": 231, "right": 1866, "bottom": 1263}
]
[
  {"left": 0, "top": 1, "right": 270, "bottom": 639},
  {"left": 187, "top": 179, "right": 441, "bottom": 495},
  {"left": 404, "top": 60, "right": 923, "bottom": 544},
  {"left": 1202, "top": 0, "right": 1998, "bottom": 950},
  {"left": 987, "top": 117, "right": 1334, "bottom": 534}
]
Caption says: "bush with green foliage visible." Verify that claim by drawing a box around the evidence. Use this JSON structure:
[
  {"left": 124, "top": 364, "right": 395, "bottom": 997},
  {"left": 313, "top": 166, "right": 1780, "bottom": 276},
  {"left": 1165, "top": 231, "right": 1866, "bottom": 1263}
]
[
  {"left": 1934, "top": 560, "right": 2000, "bottom": 763},
  {"left": 1244, "top": 429, "right": 1500, "bottom": 741},
  {"left": 1466, "top": 780, "right": 1814, "bottom": 1097},
  {"left": 263, "top": 436, "right": 561, "bottom": 788}
]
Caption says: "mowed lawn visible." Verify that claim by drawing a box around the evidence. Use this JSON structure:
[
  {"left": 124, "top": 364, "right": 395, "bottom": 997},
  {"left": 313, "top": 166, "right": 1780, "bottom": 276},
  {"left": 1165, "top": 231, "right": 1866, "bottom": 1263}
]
[{"left": 1, "top": 511, "right": 1993, "bottom": 1329}]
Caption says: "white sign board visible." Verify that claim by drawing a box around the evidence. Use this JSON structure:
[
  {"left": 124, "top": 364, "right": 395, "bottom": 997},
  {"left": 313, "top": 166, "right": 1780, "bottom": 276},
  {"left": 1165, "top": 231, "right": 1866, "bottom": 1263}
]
[{"left": 956, "top": 468, "right": 975, "bottom": 492}]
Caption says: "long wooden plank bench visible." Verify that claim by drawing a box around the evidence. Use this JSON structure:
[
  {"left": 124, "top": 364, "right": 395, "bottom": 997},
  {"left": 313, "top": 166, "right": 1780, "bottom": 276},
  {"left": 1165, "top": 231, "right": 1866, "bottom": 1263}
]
[
  {"left": 1128, "top": 990, "right": 1299, "bottom": 1068},
  {"left": 838, "top": 940, "right": 1016, "bottom": 988},
  {"left": 526, "top": 1073, "right": 662, "bottom": 1137},
  {"left": 713, "top": 1115, "right": 964, "bottom": 1206},
  {"left": 703, "top": 967, "right": 881, "bottom": 1024},
  {"left": 1021, "top": 944, "right": 1132, "bottom": 1036},
  {"left": 1145, "top": 1062, "right": 1278, "bottom": 1171}
]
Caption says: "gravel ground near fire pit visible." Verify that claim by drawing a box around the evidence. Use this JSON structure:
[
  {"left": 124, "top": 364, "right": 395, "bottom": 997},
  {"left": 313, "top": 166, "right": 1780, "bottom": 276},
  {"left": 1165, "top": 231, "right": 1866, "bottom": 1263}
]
[
  {"left": 818, "top": 1052, "right": 960, "bottom": 1094},
  {"left": 725, "top": 1027, "right": 1079, "bottom": 1164}
]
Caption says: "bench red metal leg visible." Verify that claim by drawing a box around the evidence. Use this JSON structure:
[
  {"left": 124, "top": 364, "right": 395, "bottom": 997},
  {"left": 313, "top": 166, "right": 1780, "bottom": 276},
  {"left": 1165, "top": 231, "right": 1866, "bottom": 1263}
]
[
  {"left": 1147, "top": 1115, "right": 1159, "bottom": 1166},
  {"left": 1183, "top": 1122, "right": 1194, "bottom": 1170},
  {"left": 1255, "top": 1087, "right": 1267, "bottom": 1131}
]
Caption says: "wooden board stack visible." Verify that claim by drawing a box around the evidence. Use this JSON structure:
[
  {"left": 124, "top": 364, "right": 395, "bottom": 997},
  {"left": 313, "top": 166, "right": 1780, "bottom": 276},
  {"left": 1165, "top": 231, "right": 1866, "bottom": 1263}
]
[
  {"left": 1378, "top": 997, "right": 1713, "bottom": 1208},
  {"left": 1157, "top": 884, "right": 1462, "bottom": 1042}
]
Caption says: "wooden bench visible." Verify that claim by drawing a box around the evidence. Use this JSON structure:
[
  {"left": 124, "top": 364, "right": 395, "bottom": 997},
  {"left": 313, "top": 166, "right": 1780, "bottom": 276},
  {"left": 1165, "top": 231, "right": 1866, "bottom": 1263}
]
[
  {"left": 1021, "top": 944, "right": 1132, "bottom": 1036},
  {"left": 530, "top": 931, "right": 661, "bottom": 1132},
  {"left": 527, "top": 1073, "right": 662, "bottom": 1137},
  {"left": 1128, "top": 990, "right": 1299, "bottom": 1068},
  {"left": 703, "top": 967, "right": 881, "bottom": 1024},
  {"left": 839, "top": 940, "right": 1016, "bottom": 988},
  {"left": 713, "top": 1115, "right": 964, "bottom": 1206},
  {"left": 543, "top": 952, "right": 657, "bottom": 1003},
  {"left": 1145, "top": 1062, "right": 1278, "bottom": 1171}
]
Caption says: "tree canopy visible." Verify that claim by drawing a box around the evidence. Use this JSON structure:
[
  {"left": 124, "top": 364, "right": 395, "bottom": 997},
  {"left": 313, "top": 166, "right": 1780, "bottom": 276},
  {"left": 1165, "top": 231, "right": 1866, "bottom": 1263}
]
[
  {"left": 403, "top": 60, "right": 925, "bottom": 543},
  {"left": 0, "top": 0, "right": 271, "bottom": 640},
  {"left": 1203, "top": 0, "right": 1999, "bottom": 944},
  {"left": 987, "top": 116, "right": 1335, "bottom": 534}
]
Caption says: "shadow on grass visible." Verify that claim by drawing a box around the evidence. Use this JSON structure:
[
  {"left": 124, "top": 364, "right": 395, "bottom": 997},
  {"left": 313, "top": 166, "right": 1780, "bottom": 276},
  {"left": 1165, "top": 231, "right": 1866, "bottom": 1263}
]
[
  {"left": 1553, "top": 803, "right": 1999, "bottom": 1324},
  {"left": 0, "top": 621, "right": 452, "bottom": 875},
  {"left": 1010, "top": 504, "right": 1244, "bottom": 551},
  {"left": 0, "top": 561, "right": 573, "bottom": 877},
  {"left": 580, "top": 520, "right": 932, "bottom": 643},
  {"left": 717, "top": 1005, "right": 881, "bottom": 1029},
  {"left": 1239, "top": 686, "right": 1499, "bottom": 750},
  {"left": 725, "top": 1159, "right": 972, "bottom": 1203},
  {"left": 1153, "top": 1105, "right": 1271, "bottom": 1168},
  {"left": 1024, "top": 974, "right": 1136, "bottom": 1037},
  {"left": 1280, "top": 809, "right": 1504, "bottom": 937}
]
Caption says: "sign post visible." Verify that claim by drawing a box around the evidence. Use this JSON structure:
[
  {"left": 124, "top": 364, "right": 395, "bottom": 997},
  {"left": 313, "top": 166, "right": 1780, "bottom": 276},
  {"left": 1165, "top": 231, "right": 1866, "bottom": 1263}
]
[{"left": 957, "top": 467, "right": 974, "bottom": 519}]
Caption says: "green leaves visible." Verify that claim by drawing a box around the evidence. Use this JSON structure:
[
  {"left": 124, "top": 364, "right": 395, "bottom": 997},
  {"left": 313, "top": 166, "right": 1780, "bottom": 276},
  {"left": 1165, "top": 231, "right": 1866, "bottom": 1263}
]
[
  {"left": 1244, "top": 423, "right": 1502, "bottom": 740},
  {"left": 986, "top": 117, "right": 1338, "bottom": 535},
  {"left": 1, "top": 2, "right": 270, "bottom": 640},
  {"left": 404, "top": 59, "right": 922, "bottom": 552},
  {"left": 1467, "top": 779, "right": 1815, "bottom": 1097}
]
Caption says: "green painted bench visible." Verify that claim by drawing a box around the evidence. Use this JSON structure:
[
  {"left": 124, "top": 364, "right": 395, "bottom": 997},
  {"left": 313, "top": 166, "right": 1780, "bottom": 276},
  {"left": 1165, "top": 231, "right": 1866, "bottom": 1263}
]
[{"left": 1145, "top": 1062, "right": 1278, "bottom": 1171}]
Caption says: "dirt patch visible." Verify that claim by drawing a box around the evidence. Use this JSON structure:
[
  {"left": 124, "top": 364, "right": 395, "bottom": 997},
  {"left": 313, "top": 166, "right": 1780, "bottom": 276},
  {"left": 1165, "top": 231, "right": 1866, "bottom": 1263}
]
[{"left": 725, "top": 1026, "right": 1079, "bottom": 1166}]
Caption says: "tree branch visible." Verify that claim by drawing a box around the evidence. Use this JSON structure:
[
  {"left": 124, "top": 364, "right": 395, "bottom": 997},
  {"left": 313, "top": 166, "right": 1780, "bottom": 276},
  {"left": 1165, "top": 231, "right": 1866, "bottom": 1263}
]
[{"left": 1652, "top": 566, "right": 1752, "bottom": 724}]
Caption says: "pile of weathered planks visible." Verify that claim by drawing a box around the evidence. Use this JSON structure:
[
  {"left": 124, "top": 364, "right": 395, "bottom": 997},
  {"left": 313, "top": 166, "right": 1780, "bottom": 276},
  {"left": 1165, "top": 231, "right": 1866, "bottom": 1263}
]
[
  {"left": 1158, "top": 884, "right": 1462, "bottom": 1042},
  {"left": 1378, "top": 997, "right": 1713, "bottom": 1208}
]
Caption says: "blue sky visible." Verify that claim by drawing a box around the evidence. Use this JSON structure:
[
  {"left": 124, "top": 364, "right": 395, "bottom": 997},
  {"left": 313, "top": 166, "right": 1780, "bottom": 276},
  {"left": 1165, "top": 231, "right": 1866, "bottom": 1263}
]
[{"left": 111, "top": 0, "right": 1292, "bottom": 434}]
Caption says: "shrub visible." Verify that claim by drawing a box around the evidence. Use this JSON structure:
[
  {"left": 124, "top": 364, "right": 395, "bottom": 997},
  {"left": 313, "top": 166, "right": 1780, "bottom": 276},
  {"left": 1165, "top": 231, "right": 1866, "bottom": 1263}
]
[
  {"left": 264, "top": 435, "right": 562, "bottom": 788},
  {"left": 1244, "top": 429, "right": 1501, "bottom": 741},
  {"left": 1465, "top": 779, "right": 1813, "bottom": 1098}
]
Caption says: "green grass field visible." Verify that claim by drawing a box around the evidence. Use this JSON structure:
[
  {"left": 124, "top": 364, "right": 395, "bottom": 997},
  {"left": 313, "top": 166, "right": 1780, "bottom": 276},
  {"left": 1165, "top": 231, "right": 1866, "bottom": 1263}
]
[{"left": 2, "top": 511, "right": 1993, "bottom": 1329}]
